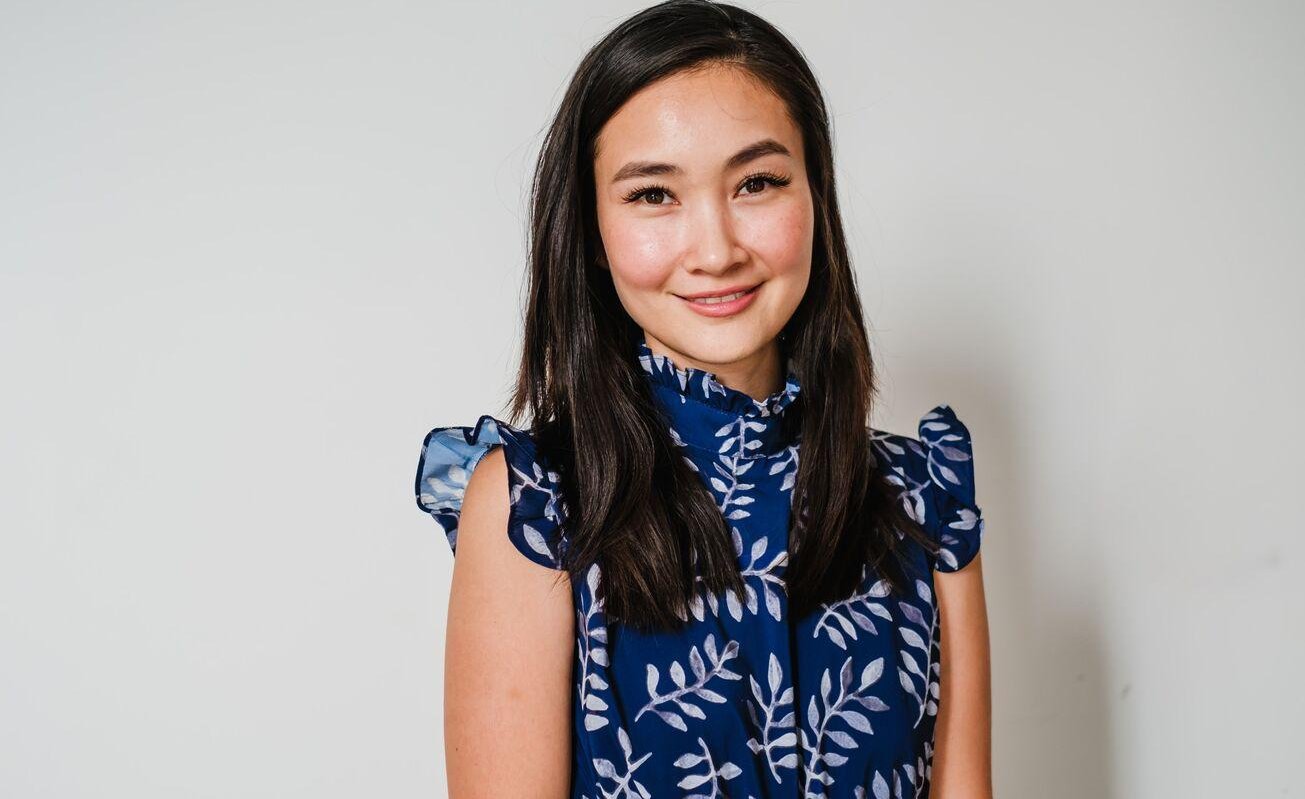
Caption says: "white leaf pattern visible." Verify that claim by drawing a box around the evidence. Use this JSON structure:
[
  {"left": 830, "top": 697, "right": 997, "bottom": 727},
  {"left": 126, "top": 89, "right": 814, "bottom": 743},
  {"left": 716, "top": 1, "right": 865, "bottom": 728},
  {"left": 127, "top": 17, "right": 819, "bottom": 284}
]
[
  {"left": 745, "top": 652, "right": 799, "bottom": 784},
  {"left": 674, "top": 736, "right": 744, "bottom": 797},
  {"left": 636, "top": 634, "right": 742, "bottom": 731},
  {"left": 799, "top": 655, "right": 892, "bottom": 797},
  {"left": 814, "top": 574, "right": 891, "bottom": 650},
  {"left": 591, "top": 723, "right": 653, "bottom": 798}
]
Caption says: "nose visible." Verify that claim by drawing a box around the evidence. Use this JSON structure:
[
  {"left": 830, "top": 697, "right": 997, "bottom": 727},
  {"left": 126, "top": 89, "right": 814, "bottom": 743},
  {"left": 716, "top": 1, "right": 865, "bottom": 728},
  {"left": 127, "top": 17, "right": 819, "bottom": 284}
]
[{"left": 686, "top": 200, "right": 747, "bottom": 274}]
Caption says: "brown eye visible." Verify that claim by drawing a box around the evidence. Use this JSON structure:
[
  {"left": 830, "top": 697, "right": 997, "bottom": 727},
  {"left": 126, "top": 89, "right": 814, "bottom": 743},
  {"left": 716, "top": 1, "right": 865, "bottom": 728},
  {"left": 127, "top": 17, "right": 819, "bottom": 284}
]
[
  {"left": 622, "top": 184, "right": 672, "bottom": 205},
  {"left": 739, "top": 172, "right": 791, "bottom": 196}
]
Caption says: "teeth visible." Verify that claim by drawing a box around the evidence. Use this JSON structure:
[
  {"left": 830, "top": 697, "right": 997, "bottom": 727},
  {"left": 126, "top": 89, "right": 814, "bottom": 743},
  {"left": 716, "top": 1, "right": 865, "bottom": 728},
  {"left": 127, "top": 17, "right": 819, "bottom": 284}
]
[{"left": 691, "top": 289, "right": 750, "bottom": 304}]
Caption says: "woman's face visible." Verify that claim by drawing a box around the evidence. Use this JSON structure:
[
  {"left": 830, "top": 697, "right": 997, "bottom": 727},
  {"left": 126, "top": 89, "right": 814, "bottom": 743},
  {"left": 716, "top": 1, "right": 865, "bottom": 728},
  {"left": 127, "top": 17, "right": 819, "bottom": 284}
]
[{"left": 592, "top": 64, "right": 814, "bottom": 393}]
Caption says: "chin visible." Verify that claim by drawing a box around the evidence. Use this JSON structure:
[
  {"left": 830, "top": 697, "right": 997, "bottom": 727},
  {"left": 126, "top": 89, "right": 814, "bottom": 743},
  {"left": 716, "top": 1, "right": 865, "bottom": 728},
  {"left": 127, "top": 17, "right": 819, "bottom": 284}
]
[{"left": 678, "top": 327, "right": 779, "bottom": 362}]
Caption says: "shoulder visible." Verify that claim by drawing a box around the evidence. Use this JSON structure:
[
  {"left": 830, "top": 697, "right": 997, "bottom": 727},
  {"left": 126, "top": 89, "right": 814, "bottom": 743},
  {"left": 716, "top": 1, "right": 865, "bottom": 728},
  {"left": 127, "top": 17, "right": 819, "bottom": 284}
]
[
  {"left": 869, "top": 404, "right": 985, "bottom": 573},
  {"left": 414, "top": 414, "right": 569, "bottom": 570}
]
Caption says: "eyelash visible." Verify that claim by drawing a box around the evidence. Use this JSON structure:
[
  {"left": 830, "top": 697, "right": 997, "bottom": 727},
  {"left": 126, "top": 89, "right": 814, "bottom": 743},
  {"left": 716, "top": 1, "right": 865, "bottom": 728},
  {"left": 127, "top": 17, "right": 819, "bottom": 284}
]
[{"left": 621, "top": 170, "right": 793, "bottom": 205}]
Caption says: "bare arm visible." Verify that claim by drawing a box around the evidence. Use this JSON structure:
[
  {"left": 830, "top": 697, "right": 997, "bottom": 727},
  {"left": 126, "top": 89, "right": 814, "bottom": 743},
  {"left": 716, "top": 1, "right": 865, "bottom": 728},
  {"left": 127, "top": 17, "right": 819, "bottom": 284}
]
[
  {"left": 930, "top": 551, "right": 993, "bottom": 798},
  {"left": 443, "top": 446, "right": 574, "bottom": 798}
]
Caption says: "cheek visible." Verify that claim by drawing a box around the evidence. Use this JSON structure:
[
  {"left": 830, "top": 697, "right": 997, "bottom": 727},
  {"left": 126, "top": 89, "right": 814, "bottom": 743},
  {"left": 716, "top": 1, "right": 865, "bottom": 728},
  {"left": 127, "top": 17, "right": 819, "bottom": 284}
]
[
  {"left": 742, "top": 201, "right": 814, "bottom": 276},
  {"left": 600, "top": 220, "right": 677, "bottom": 290}
]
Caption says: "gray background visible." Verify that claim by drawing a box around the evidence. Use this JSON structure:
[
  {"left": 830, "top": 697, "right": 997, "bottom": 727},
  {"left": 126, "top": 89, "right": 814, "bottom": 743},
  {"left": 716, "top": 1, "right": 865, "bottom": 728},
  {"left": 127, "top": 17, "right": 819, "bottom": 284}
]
[{"left": 2, "top": 1, "right": 1302, "bottom": 797}]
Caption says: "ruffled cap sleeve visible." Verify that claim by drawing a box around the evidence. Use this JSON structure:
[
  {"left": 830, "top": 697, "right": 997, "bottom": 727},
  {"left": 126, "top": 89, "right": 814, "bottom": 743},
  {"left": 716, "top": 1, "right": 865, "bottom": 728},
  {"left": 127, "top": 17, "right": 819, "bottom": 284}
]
[
  {"left": 918, "top": 404, "right": 985, "bottom": 573},
  {"left": 413, "top": 414, "right": 567, "bottom": 570}
]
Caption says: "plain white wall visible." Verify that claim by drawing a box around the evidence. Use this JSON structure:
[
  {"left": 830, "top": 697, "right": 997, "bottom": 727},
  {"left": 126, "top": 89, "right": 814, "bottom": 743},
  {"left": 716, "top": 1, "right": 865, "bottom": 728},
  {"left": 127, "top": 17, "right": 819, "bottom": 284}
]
[{"left": 2, "top": 1, "right": 1301, "bottom": 796}]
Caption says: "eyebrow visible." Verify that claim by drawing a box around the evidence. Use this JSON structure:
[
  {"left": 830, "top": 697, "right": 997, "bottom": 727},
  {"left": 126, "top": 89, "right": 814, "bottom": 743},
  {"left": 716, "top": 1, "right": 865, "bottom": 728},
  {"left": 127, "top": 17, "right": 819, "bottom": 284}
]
[{"left": 609, "top": 138, "right": 793, "bottom": 184}]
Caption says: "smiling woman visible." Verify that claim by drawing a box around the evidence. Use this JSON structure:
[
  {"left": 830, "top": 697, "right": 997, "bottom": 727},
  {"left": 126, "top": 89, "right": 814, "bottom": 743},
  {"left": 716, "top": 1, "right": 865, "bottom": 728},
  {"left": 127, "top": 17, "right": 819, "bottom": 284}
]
[{"left": 413, "top": 1, "right": 991, "bottom": 797}]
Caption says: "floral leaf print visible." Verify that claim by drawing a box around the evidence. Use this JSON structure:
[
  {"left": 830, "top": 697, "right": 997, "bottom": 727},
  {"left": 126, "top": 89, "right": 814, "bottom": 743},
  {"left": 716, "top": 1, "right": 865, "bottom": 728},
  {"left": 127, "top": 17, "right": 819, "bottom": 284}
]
[
  {"left": 592, "top": 724, "right": 653, "bottom": 799},
  {"left": 813, "top": 575, "right": 891, "bottom": 650},
  {"left": 868, "top": 428, "right": 909, "bottom": 459},
  {"left": 918, "top": 405, "right": 985, "bottom": 573},
  {"left": 897, "top": 578, "right": 941, "bottom": 727},
  {"left": 673, "top": 736, "right": 743, "bottom": 797},
  {"left": 510, "top": 458, "right": 564, "bottom": 521},
  {"left": 577, "top": 563, "right": 612, "bottom": 732},
  {"left": 744, "top": 652, "right": 799, "bottom": 783},
  {"left": 636, "top": 633, "right": 742, "bottom": 731},
  {"left": 707, "top": 458, "right": 757, "bottom": 521},
  {"left": 935, "top": 506, "right": 982, "bottom": 571},
  {"left": 872, "top": 772, "right": 890, "bottom": 799},
  {"left": 499, "top": 452, "right": 567, "bottom": 558},
  {"left": 892, "top": 767, "right": 910, "bottom": 799},
  {"left": 919, "top": 414, "right": 972, "bottom": 490},
  {"left": 768, "top": 442, "right": 800, "bottom": 492},
  {"left": 690, "top": 528, "right": 788, "bottom": 623},
  {"left": 907, "top": 755, "right": 925, "bottom": 798},
  {"left": 849, "top": 759, "right": 925, "bottom": 799},
  {"left": 880, "top": 463, "right": 929, "bottom": 530},
  {"left": 714, "top": 416, "right": 772, "bottom": 460},
  {"left": 738, "top": 531, "right": 788, "bottom": 622},
  {"left": 521, "top": 522, "right": 555, "bottom": 559},
  {"left": 799, "top": 656, "right": 891, "bottom": 797}
]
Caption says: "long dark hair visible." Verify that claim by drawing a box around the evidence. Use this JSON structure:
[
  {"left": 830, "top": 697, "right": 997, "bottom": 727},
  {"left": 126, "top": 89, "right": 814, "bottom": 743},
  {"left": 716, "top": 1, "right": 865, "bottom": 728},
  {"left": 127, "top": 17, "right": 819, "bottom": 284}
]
[{"left": 507, "top": 0, "right": 939, "bottom": 632}]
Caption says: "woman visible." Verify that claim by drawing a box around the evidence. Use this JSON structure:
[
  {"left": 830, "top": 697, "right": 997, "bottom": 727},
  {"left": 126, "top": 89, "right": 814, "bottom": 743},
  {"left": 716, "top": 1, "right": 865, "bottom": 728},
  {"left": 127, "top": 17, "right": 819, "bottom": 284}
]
[{"left": 414, "top": 1, "right": 991, "bottom": 796}]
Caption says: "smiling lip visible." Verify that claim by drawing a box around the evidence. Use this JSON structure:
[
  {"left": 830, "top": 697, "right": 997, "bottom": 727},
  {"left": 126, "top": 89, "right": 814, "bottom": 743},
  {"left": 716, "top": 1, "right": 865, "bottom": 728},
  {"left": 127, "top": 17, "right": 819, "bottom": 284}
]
[
  {"left": 675, "top": 282, "right": 762, "bottom": 318},
  {"left": 676, "top": 283, "right": 760, "bottom": 300}
]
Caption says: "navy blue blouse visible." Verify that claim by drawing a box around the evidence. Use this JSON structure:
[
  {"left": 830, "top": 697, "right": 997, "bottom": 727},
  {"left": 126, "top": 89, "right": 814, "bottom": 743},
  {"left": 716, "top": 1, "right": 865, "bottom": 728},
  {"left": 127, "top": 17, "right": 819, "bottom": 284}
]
[{"left": 415, "top": 335, "right": 985, "bottom": 798}]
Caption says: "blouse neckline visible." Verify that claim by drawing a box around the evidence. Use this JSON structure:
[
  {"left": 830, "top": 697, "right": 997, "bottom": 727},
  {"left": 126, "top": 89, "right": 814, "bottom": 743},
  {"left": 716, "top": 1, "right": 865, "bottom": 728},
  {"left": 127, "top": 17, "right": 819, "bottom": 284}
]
[{"left": 633, "top": 332, "right": 802, "bottom": 459}]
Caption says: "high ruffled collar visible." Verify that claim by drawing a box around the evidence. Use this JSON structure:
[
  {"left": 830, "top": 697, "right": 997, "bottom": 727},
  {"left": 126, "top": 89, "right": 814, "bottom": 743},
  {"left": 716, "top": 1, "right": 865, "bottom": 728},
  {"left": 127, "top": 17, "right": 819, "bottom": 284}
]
[{"left": 634, "top": 333, "right": 802, "bottom": 459}]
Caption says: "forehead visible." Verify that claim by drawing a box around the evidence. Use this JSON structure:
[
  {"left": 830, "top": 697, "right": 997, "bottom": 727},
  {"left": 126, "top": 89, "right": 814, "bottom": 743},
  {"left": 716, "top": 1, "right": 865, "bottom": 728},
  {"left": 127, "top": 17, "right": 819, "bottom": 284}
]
[{"left": 594, "top": 65, "right": 799, "bottom": 173}]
